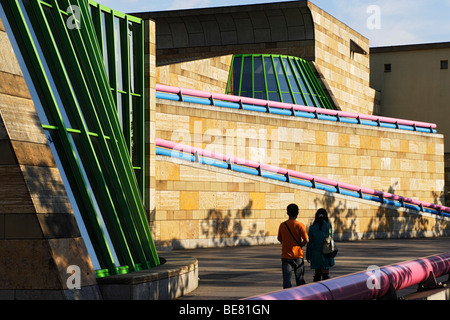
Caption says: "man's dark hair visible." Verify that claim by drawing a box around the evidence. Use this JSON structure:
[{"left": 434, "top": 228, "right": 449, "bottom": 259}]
[{"left": 287, "top": 203, "right": 299, "bottom": 218}]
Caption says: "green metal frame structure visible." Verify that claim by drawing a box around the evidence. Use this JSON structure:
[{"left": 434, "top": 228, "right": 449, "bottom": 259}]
[
  {"left": 226, "top": 54, "right": 335, "bottom": 110},
  {"left": 89, "top": 0, "right": 145, "bottom": 201},
  {"left": 1, "top": 0, "right": 159, "bottom": 277}
]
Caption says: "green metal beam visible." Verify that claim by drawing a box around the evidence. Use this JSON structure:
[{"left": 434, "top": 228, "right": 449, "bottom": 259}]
[
  {"left": 1, "top": 0, "right": 159, "bottom": 275},
  {"left": 38, "top": 0, "right": 140, "bottom": 270},
  {"left": 75, "top": 0, "right": 159, "bottom": 267}
]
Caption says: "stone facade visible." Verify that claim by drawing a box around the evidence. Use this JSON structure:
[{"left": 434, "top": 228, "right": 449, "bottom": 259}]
[
  {"left": 149, "top": 2, "right": 448, "bottom": 249},
  {"left": 157, "top": 55, "right": 233, "bottom": 95},
  {"left": 308, "top": 2, "right": 378, "bottom": 115},
  {"left": 157, "top": 99, "right": 445, "bottom": 204},
  {"left": 153, "top": 98, "right": 449, "bottom": 247},
  {"left": 154, "top": 157, "right": 450, "bottom": 248}
]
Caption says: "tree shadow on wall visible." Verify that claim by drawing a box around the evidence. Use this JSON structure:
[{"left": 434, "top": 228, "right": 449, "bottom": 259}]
[
  {"left": 198, "top": 199, "right": 268, "bottom": 248},
  {"left": 313, "top": 181, "right": 450, "bottom": 241},
  {"left": 430, "top": 189, "right": 450, "bottom": 235},
  {"left": 369, "top": 184, "right": 449, "bottom": 239},
  {"left": 313, "top": 191, "right": 358, "bottom": 241},
  {"left": 13, "top": 159, "right": 95, "bottom": 283}
]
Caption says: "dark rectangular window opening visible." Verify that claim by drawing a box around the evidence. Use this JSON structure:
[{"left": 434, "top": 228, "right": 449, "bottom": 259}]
[
  {"left": 384, "top": 64, "right": 391, "bottom": 73},
  {"left": 441, "top": 60, "right": 448, "bottom": 70}
]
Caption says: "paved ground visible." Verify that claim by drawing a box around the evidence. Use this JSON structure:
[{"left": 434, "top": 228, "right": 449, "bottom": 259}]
[{"left": 174, "top": 237, "right": 450, "bottom": 300}]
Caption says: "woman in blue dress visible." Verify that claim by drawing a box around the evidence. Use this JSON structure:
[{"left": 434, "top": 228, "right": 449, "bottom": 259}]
[{"left": 306, "top": 208, "right": 335, "bottom": 282}]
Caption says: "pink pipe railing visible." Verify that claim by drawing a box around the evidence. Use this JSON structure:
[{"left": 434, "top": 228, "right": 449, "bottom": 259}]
[
  {"left": 156, "top": 138, "right": 450, "bottom": 215},
  {"left": 156, "top": 85, "right": 442, "bottom": 211},
  {"left": 156, "top": 84, "right": 438, "bottom": 131},
  {"left": 246, "top": 252, "right": 450, "bottom": 300}
]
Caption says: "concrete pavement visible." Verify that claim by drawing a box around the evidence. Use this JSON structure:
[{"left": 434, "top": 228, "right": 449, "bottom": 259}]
[{"left": 174, "top": 237, "right": 450, "bottom": 300}]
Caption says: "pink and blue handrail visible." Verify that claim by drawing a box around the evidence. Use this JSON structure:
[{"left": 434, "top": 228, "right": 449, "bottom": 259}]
[
  {"left": 246, "top": 251, "right": 450, "bottom": 300},
  {"left": 156, "top": 84, "right": 438, "bottom": 134},
  {"left": 156, "top": 138, "right": 450, "bottom": 218}
]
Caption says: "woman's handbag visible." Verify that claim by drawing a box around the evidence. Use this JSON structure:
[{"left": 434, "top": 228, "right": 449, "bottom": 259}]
[{"left": 322, "top": 224, "right": 338, "bottom": 258}]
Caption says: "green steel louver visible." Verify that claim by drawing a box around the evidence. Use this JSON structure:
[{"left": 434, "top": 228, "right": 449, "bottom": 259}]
[
  {"left": 226, "top": 54, "right": 335, "bottom": 110},
  {"left": 1, "top": 0, "right": 159, "bottom": 276}
]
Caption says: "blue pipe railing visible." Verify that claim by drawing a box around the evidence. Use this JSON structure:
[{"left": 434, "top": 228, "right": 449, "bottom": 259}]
[
  {"left": 156, "top": 138, "right": 450, "bottom": 218},
  {"left": 156, "top": 84, "right": 438, "bottom": 134}
]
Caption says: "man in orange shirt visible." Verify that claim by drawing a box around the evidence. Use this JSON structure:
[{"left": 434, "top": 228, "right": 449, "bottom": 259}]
[{"left": 278, "top": 203, "right": 309, "bottom": 288}]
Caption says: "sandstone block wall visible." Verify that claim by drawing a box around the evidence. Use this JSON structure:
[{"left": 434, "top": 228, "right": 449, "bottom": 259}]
[
  {"left": 153, "top": 158, "right": 450, "bottom": 248},
  {"left": 157, "top": 99, "right": 445, "bottom": 206},
  {"left": 154, "top": 97, "right": 447, "bottom": 247},
  {"left": 157, "top": 55, "right": 233, "bottom": 95},
  {"left": 308, "top": 2, "right": 379, "bottom": 115}
]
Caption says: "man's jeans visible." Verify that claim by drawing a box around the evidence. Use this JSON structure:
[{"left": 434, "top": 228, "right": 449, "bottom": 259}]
[{"left": 282, "top": 258, "right": 306, "bottom": 289}]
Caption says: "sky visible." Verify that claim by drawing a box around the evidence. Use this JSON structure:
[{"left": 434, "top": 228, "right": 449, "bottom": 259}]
[{"left": 99, "top": 0, "right": 450, "bottom": 47}]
